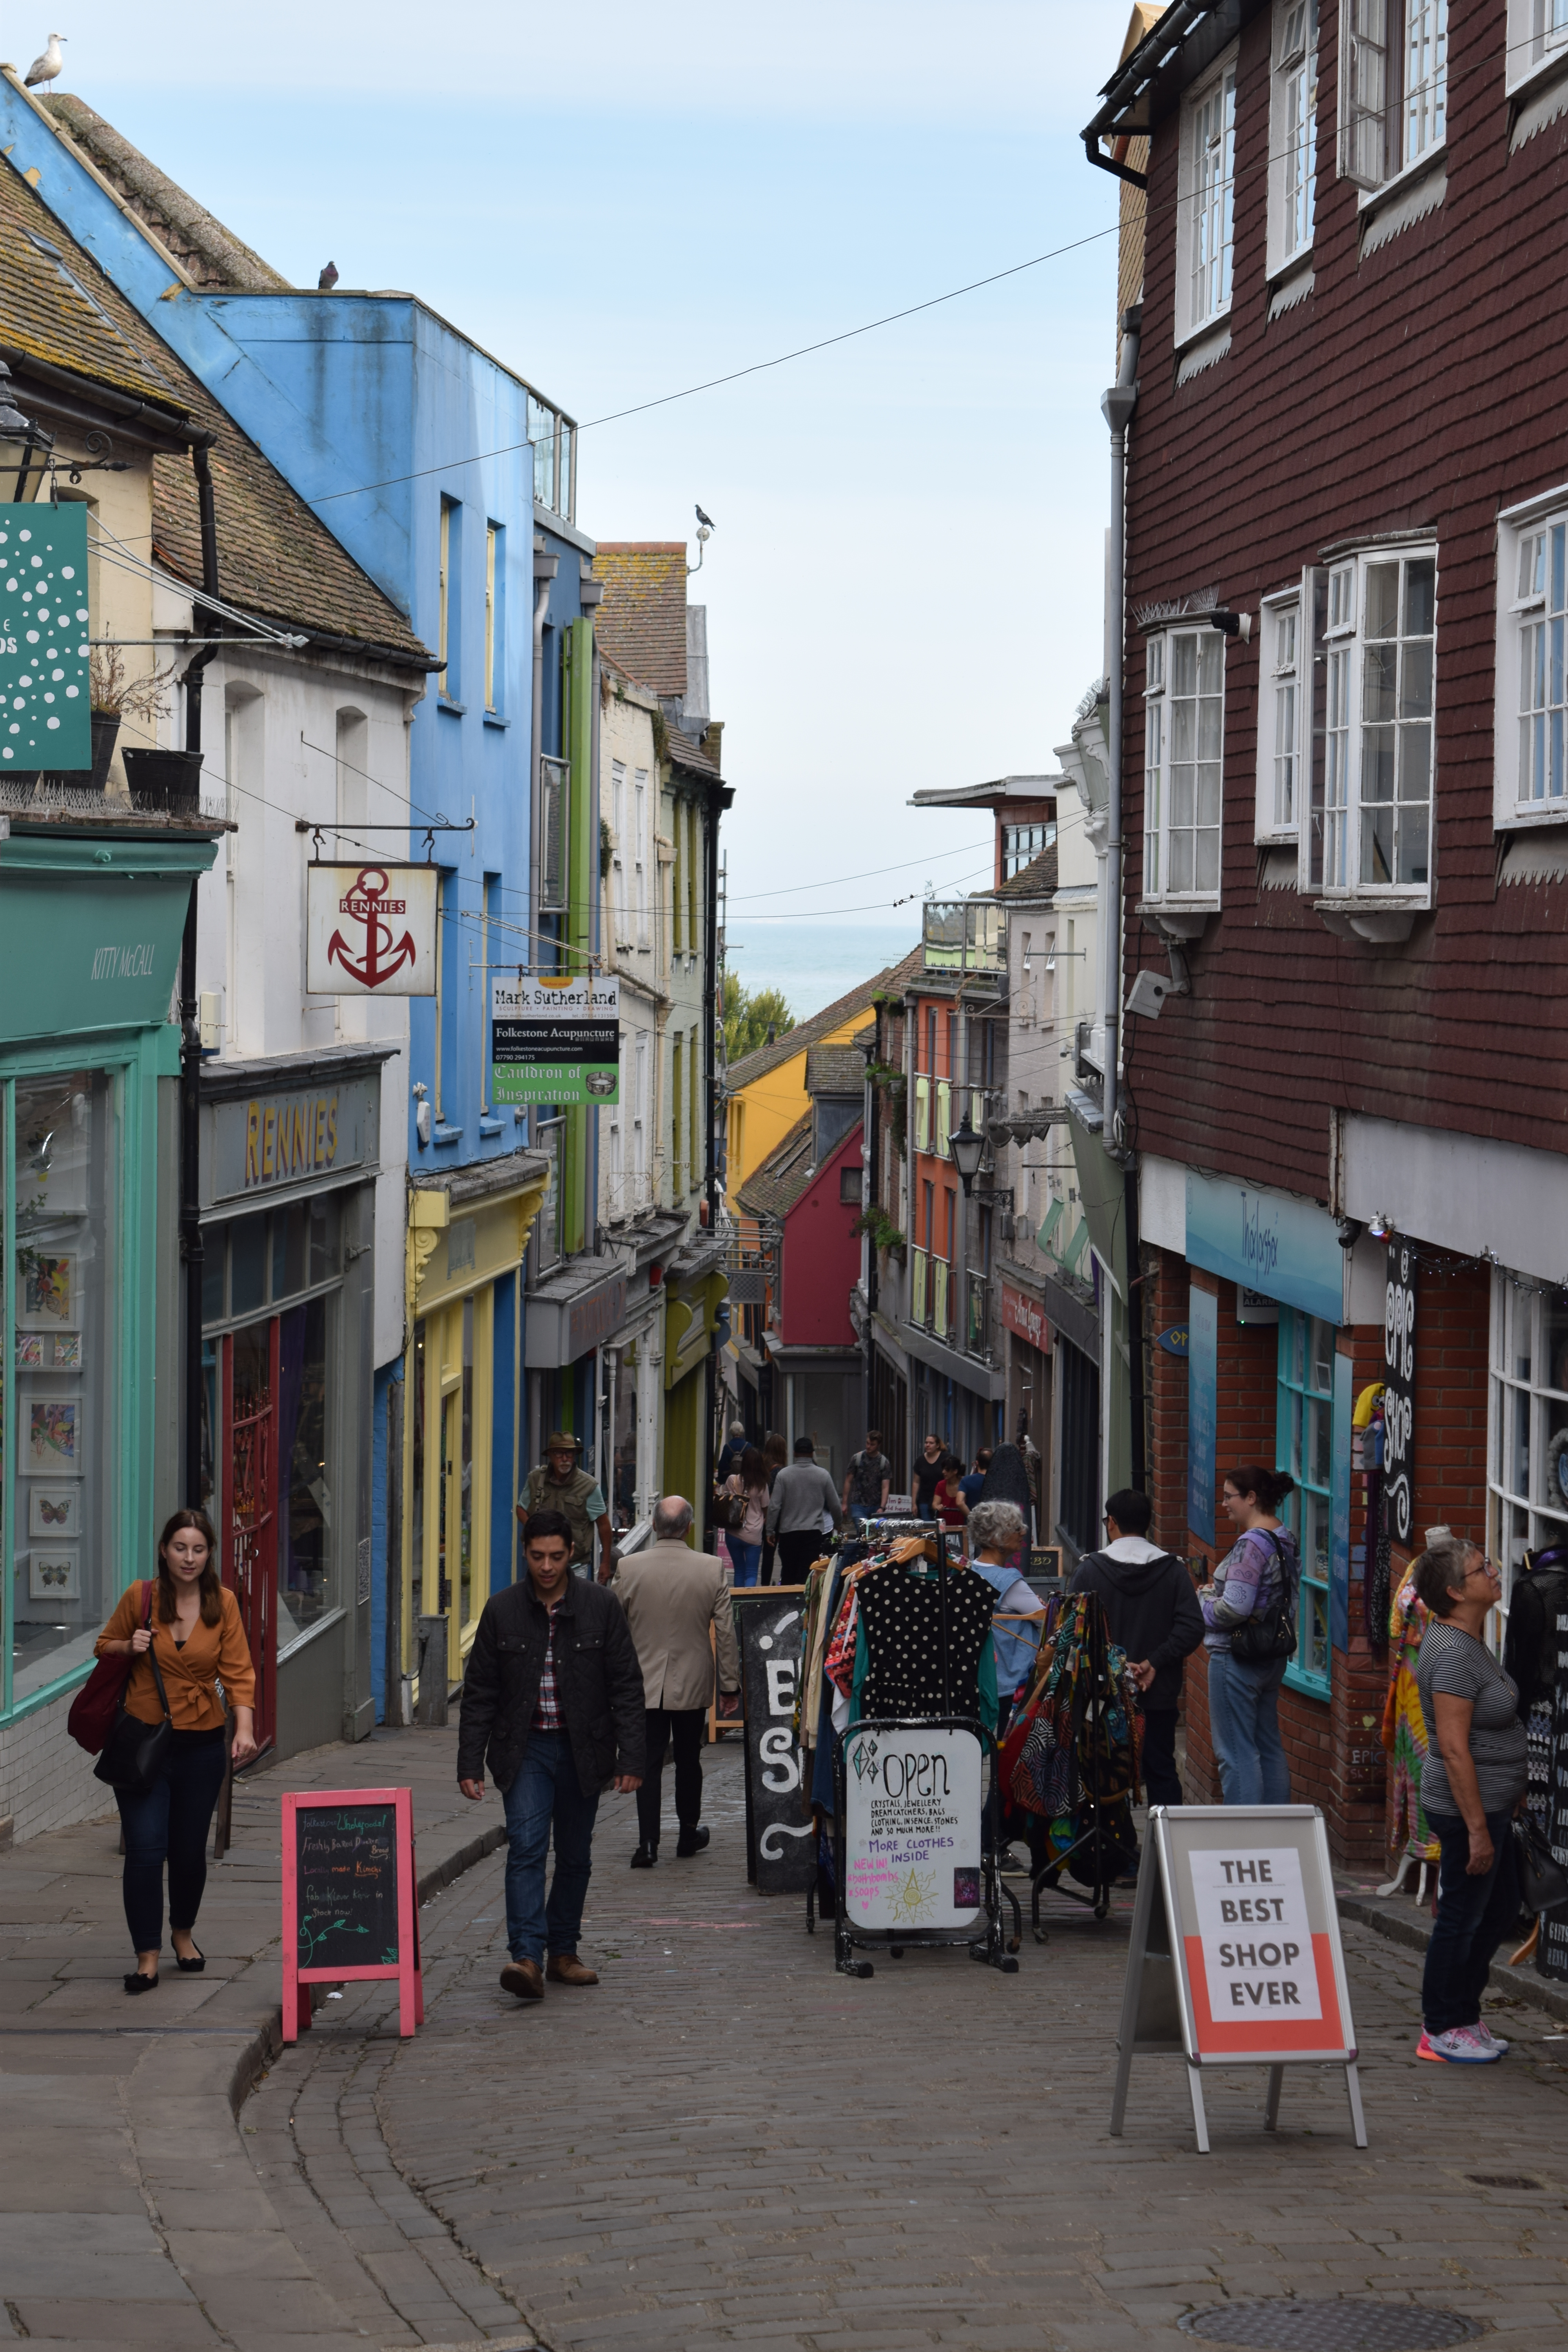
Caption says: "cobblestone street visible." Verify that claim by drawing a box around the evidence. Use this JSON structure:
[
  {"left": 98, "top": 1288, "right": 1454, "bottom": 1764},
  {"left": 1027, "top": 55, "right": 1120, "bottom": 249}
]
[{"left": 249, "top": 1745, "right": 1568, "bottom": 2352}]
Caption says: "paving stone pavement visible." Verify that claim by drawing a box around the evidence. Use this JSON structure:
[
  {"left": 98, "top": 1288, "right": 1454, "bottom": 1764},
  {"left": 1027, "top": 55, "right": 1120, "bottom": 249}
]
[{"left": 254, "top": 1743, "right": 1568, "bottom": 2352}]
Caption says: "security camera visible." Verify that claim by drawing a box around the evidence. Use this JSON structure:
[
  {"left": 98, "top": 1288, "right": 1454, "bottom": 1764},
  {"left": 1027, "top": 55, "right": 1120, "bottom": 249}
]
[
  {"left": 1126, "top": 969, "right": 1173, "bottom": 1020},
  {"left": 1209, "top": 608, "right": 1252, "bottom": 642}
]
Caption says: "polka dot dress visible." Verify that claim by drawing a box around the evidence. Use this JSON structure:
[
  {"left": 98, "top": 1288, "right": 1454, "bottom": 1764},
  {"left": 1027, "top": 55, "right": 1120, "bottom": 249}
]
[
  {"left": 0, "top": 508, "right": 91, "bottom": 772},
  {"left": 860, "top": 1566, "right": 993, "bottom": 1720}
]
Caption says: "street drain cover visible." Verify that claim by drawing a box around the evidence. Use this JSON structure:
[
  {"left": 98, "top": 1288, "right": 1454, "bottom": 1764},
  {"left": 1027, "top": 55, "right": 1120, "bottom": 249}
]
[{"left": 1179, "top": 2305, "right": 1483, "bottom": 2350}]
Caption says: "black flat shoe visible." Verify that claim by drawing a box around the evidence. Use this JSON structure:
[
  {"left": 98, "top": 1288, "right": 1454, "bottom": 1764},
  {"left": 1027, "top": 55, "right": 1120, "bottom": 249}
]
[
  {"left": 630, "top": 1844, "right": 657, "bottom": 1869},
  {"left": 675, "top": 1826, "right": 711, "bottom": 1858},
  {"left": 123, "top": 1970, "right": 159, "bottom": 1994},
  {"left": 174, "top": 1947, "right": 205, "bottom": 1973}
]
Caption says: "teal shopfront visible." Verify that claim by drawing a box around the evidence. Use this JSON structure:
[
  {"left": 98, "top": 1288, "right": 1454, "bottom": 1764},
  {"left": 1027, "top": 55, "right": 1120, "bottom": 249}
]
[{"left": 0, "top": 815, "right": 217, "bottom": 1816}]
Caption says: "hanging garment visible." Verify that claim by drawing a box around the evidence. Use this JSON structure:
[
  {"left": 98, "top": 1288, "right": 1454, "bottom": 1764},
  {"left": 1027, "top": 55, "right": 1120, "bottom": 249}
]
[
  {"left": 1382, "top": 1568, "right": 1440, "bottom": 1864},
  {"left": 1009, "top": 1591, "right": 1142, "bottom": 1819},
  {"left": 858, "top": 1560, "right": 994, "bottom": 1721}
]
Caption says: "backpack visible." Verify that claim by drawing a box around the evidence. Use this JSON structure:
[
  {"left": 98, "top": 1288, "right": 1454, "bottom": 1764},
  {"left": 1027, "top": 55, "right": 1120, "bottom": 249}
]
[{"left": 1229, "top": 1530, "right": 1297, "bottom": 1665}]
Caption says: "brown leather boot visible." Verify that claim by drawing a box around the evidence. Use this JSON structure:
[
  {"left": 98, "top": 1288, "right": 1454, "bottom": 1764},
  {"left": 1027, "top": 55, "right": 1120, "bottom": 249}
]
[
  {"left": 500, "top": 1958, "right": 544, "bottom": 2000},
  {"left": 546, "top": 1953, "right": 599, "bottom": 1986}
]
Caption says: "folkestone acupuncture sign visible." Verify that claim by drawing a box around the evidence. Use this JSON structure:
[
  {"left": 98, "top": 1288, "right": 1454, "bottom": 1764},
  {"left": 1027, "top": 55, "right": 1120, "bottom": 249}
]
[
  {"left": 0, "top": 504, "right": 91, "bottom": 771},
  {"left": 491, "top": 974, "right": 620, "bottom": 1106}
]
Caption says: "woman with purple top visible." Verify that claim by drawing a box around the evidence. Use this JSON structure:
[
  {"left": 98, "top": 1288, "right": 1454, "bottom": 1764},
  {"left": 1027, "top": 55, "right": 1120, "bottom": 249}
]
[{"left": 1198, "top": 1464, "right": 1300, "bottom": 1806}]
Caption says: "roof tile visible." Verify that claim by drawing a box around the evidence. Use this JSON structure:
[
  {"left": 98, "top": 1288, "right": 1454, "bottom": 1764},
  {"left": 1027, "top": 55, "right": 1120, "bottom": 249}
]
[{"left": 592, "top": 543, "right": 688, "bottom": 695}]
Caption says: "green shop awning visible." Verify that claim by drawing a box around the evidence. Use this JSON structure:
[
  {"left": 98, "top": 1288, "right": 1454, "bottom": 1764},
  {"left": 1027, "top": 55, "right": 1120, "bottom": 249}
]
[{"left": 0, "top": 826, "right": 218, "bottom": 1045}]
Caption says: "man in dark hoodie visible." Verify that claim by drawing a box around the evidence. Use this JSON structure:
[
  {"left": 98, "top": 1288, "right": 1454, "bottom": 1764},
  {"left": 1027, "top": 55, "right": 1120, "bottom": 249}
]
[{"left": 1072, "top": 1488, "right": 1203, "bottom": 1809}]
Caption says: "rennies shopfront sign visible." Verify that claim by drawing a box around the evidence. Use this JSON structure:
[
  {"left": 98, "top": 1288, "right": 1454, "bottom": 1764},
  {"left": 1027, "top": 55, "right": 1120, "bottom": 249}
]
[{"left": 1184, "top": 1171, "right": 1344, "bottom": 1327}]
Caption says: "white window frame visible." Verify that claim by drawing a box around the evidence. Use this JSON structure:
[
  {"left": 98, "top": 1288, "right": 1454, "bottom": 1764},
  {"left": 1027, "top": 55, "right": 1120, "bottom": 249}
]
[
  {"left": 1486, "top": 1265, "right": 1568, "bottom": 1645},
  {"left": 1306, "top": 543, "right": 1437, "bottom": 904},
  {"left": 1505, "top": 0, "right": 1568, "bottom": 101},
  {"left": 1494, "top": 482, "right": 1568, "bottom": 831},
  {"left": 1256, "top": 587, "right": 1303, "bottom": 843},
  {"left": 1267, "top": 0, "right": 1320, "bottom": 281},
  {"left": 1176, "top": 45, "right": 1238, "bottom": 345},
  {"left": 1336, "top": 0, "right": 1447, "bottom": 198},
  {"left": 1143, "top": 624, "right": 1225, "bottom": 910}
]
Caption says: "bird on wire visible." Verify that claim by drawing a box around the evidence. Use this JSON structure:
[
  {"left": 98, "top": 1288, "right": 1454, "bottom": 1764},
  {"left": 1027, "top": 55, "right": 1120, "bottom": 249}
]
[
  {"left": 24, "top": 31, "right": 66, "bottom": 90},
  {"left": 695, "top": 503, "right": 715, "bottom": 530},
  {"left": 318, "top": 261, "right": 339, "bottom": 290}
]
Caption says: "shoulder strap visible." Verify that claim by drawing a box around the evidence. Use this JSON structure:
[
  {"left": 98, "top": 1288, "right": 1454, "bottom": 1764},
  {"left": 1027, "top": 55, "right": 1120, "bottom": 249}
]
[{"left": 141, "top": 1582, "right": 174, "bottom": 1722}]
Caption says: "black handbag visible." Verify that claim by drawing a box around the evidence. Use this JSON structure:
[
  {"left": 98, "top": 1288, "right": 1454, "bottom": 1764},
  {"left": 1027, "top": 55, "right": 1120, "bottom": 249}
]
[
  {"left": 1512, "top": 1814, "right": 1568, "bottom": 1915},
  {"left": 1228, "top": 1531, "right": 1297, "bottom": 1664},
  {"left": 93, "top": 1586, "right": 174, "bottom": 1796}
]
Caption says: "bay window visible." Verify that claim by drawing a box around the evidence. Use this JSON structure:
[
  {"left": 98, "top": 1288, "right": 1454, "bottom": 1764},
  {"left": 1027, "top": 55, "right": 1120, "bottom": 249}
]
[
  {"left": 1143, "top": 624, "right": 1224, "bottom": 907},
  {"left": 1256, "top": 593, "right": 1302, "bottom": 841}
]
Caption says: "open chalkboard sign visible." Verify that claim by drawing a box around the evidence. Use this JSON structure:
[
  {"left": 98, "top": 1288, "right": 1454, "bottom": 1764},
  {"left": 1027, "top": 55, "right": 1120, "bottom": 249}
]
[{"left": 280, "top": 1786, "right": 424, "bottom": 2041}]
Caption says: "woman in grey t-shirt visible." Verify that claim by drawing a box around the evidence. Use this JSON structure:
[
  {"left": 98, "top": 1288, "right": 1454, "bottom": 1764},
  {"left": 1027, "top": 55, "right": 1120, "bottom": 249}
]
[{"left": 1410, "top": 1531, "right": 1527, "bottom": 2066}]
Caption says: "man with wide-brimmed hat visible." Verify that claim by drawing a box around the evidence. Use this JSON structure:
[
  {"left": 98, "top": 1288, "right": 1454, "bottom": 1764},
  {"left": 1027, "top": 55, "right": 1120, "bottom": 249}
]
[{"left": 520, "top": 1432, "right": 617, "bottom": 1581}]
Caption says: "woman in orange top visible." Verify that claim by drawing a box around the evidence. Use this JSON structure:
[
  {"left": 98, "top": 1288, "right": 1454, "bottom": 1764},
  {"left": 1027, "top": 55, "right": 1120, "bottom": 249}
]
[{"left": 94, "top": 1508, "right": 256, "bottom": 1993}]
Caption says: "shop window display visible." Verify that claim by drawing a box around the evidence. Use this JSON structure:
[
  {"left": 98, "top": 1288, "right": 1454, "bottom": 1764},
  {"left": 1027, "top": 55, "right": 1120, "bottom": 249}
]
[
  {"left": 10, "top": 1069, "right": 120, "bottom": 1707},
  {"left": 1277, "top": 1310, "right": 1334, "bottom": 1694},
  {"left": 1488, "top": 1271, "right": 1568, "bottom": 1631}
]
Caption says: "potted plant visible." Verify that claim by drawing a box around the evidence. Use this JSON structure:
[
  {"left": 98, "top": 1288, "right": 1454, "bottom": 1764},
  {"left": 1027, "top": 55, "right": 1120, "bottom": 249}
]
[{"left": 87, "top": 645, "right": 176, "bottom": 795}]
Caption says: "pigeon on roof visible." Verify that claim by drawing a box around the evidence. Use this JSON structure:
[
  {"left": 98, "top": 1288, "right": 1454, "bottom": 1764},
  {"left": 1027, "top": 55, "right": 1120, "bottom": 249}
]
[
  {"left": 24, "top": 32, "right": 66, "bottom": 89},
  {"left": 317, "top": 261, "right": 339, "bottom": 289},
  {"left": 695, "top": 502, "right": 715, "bottom": 530}
]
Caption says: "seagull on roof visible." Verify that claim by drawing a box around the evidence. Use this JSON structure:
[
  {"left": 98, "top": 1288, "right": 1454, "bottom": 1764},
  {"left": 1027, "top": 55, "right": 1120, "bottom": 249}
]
[{"left": 24, "top": 32, "right": 66, "bottom": 89}]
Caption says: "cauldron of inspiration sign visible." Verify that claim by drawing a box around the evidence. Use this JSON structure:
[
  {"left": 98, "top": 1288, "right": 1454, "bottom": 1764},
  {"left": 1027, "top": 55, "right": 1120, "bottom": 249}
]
[{"left": 843, "top": 1723, "right": 984, "bottom": 1933}]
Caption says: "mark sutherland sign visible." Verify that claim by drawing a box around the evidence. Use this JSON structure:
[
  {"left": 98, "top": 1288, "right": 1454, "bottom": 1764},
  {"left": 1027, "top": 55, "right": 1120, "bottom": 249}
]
[
  {"left": 0, "top": 504, "right": 91, "bottom": 771},
  {"left": 491, "top": 974, "right": 620, "bottom": 1106},
  {"left": 305, "top": 865, "right": 437, "bottom": 996}
]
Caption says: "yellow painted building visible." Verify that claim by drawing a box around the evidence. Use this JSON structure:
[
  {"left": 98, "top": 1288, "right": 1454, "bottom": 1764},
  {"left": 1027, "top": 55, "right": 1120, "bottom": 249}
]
[{"left": 724, "top": 953, "right": 918, "bottom": 1212}]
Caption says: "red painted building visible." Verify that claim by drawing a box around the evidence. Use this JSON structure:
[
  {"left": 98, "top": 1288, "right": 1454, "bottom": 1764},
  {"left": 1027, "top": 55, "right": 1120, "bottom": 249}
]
[{"left": 1083, "top": 0, "right": 1568, "bottom": 1867}]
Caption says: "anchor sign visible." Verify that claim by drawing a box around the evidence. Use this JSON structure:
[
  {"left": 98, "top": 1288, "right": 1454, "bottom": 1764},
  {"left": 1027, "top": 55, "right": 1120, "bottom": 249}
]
[{"left": 306, "top": 862, "right": 438, "bottom": 997}]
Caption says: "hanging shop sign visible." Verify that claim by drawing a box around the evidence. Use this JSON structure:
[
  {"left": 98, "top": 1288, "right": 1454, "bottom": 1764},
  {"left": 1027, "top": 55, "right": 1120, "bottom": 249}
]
[
  {"left": 842, "top": 1722, "right": 984, "bottom": 1934},
  {"left": 491, "top": 973, "right": 620, "bottom": 1106},
  {"left": 1187, "top": 1285, "right": 1218, "bottom": 1546},
  {"left": 1330, "top": 1349, "right": 1354, "bottom": 1654},
  {"left": 1000, "top": 1280, "right": 1050, "bottom": 1351},
  {"left": 0, "top": 503, "right": 91, "bottom": 773},
  {"left": 1109, "top": 1804, "right": 1365, "bottom": 2154},
  {"left": 737, "top": 1588, "right": 815, "bottom": 1894},
  {"left": 1157, "top": 1323, "right": 1189, "bottom": 1357},
  {"left": 305, "top": 864, "right": 437, "bottom": 996},
  {"left": 281, "top": 1786, "right": 424, "bottom": 2040},
  {"left": 1383, "top": 1240, "right": 1416, "bottom": 1547},
  {"left": 1185, "top": 1169, "right": 1345, "bottom": 1326}
]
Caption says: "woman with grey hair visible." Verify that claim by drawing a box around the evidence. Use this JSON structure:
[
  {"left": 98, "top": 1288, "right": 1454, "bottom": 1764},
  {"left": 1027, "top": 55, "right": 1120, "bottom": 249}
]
[
  {"left": 1412, "top": 1527, "right": 1526, "bottom": 2065},
  {"left": 969, "top": 1501, "right": 1040, "bottom": 1702}
]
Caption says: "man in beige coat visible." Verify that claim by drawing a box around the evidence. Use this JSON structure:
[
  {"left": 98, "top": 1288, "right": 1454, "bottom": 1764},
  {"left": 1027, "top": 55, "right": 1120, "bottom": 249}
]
[{"left": 613, "top": 1496, "right": 740, "bottom": 1866}]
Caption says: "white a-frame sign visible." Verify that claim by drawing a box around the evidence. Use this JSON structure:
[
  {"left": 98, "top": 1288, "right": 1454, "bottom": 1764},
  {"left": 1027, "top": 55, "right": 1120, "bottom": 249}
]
[{"left": 1109, "top": 1804, "right": 1367, "bottom": 2153}]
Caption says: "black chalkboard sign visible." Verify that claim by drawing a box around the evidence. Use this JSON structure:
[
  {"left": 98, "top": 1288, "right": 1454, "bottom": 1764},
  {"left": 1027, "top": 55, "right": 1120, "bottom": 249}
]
[
  {"left": 738, "top": 1590, "right": 816, "bottom": 1895},
  {"left": 293, "top": 1802, "right": 400, "bottom": 1971}
]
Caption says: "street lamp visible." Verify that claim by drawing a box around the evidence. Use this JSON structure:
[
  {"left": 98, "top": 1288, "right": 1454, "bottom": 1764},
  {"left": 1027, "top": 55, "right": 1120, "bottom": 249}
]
[
  {"left": 0, "top": 361, "right": 54, "bottom": 501},
  {"left": 950, "top": 1110, "right": 985, "bottom": 1198}
]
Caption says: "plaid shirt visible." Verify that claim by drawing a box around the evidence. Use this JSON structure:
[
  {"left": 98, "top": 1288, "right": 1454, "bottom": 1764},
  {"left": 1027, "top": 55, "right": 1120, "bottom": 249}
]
[{"left": 534, "top": 1598, "right": 564, "bottom": 1731}]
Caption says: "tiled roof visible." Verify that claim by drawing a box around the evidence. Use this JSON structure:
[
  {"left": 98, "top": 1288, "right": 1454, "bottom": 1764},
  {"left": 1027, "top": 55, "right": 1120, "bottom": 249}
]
[
  {"left": 994, "top": 844, "right": 1060, "bottom": 901},
  {"left": 736, "top": 1111, "right": 816, "bottom": 1223},
  {"left": 591, "top": 544, "right": 688, "bottom": 695},
  {"left": 666, "top": 721, "right": 720, "bottom": 779},
  {"left": 725, "top": 952, "right": 917, "bottom": 1092},
  {"left": 0, "top": 149, "right": 189, "bottom": 411},
  {"left": 805, "top": 1044, "right": 865, "bottom": 1098},
  {"left": 0, "top": 134, "right": 427, "bottom": 665},
  {"left": 39, "top": 94, "right": 292, "bottom": 292}
]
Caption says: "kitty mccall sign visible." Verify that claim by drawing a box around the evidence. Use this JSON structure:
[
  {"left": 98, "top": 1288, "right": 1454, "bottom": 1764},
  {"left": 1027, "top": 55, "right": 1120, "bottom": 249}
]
[{"left": 305, "top": 864, "right": 437, "bottom": 995}]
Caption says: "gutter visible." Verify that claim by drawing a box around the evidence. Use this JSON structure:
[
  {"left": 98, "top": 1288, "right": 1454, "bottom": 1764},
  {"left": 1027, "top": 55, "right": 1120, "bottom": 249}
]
[
  {"left": 0, "top": 343, "right": 194, "bottom": 439},
  {"left": 1080, "top": 0, "right": 1246, "bottom": 189},
  {"left": 178, "top": 428, "right": 220, "bottom": 1508},
  {"left": 1100, "top": 305, "right": 1141, "bottom": 1159}
]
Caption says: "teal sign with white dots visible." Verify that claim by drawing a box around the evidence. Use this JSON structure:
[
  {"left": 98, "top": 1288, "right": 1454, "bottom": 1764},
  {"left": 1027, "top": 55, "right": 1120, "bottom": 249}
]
[{"left": 0, "top": 503, "right": 90, "bottom": 771}]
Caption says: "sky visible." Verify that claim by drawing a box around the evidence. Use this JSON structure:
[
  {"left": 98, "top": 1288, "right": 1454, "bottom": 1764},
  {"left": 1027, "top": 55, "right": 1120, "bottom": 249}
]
[{"left": 13, "top": 2, "right": 1133, "bottom": 982}]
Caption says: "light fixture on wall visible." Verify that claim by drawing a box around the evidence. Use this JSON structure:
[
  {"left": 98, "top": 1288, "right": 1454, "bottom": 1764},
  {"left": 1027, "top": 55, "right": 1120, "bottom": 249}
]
[
  {"left": 0, "top": 359, "right": 53, "bottom": 501},
  {"left": 1367, "top": 1210, "right": 1396, "bottom": 1241}
]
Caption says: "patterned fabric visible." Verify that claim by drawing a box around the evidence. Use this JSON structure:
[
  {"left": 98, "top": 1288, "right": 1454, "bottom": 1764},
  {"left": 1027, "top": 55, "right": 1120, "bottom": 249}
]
[
  {"left": 858, "top": 1563, "right": 993, "bottom": 1720},
  {"left": 534, "top": 1600, "right": 564, "bottom": 1731},
  {"left": 1009, "top": 1592, "right": 1142, "bottom": 1819},
  {"left": 1383, "top": 1569, "right": 1439, "bottom": 1862},
  {"left": 823, "top": 1562, "right": 876, "bottom": 1699}
]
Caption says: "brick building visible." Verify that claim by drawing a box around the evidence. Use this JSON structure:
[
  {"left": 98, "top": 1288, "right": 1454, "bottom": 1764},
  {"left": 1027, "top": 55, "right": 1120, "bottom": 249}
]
[{"left": 1083, "top": 0, "right": 1568, "bottom": 1867}]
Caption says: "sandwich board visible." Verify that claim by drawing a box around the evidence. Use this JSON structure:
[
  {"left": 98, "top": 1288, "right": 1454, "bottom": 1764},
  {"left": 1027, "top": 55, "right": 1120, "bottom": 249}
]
[
  {"left": 281, "top": 1787, "right": 424, "bottom": 2040},
  {"left": 1109, "top": 1804, "right": 1365, "bottom": 2152}
]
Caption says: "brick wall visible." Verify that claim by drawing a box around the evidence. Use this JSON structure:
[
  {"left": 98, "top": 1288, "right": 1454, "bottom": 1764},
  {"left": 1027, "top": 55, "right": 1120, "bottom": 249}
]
[{"left": 0, "top": 1689, "right": 116, "bottom": 1847}]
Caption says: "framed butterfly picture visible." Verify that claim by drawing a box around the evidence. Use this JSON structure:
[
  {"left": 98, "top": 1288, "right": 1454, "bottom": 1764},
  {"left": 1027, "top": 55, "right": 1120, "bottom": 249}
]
[
  {"left": 28, "top": 1549, "right": 79, "bottom": 1601},
  {"left": 29, "top": 1486, "right": 80, "bottom": 1539}
]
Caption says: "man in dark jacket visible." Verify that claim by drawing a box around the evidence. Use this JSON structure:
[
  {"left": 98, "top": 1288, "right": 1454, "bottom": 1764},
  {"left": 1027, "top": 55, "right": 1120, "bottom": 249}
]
[
  {"left": 1072, "top": 1488, "right": 1203, "bottom": 1809},
  {"left": 459, "top": 1509, "right": 645, "bottom": 2001}
]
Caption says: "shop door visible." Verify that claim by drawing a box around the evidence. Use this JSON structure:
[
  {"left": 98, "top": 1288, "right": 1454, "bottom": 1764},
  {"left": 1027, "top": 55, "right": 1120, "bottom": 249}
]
[{"left": 222, "top": 1321, "right": 279, "bottom": 1753}]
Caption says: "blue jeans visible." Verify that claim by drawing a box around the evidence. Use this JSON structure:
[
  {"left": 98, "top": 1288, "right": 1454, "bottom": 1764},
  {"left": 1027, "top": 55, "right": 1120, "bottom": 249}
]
[
  {"left": 1423, "top": 1806, "right": 1521, "bottom": 2035},
  {"left": 501, "top": 1730, "right": 601, "bottom": 1966},
  {"left": 730, "top": 1539, "right": 761, "bottom": 1586},
  {"left": 1207, "top": 1650, "right": 1291, "bottom": 1806},
  {"left": 114, "top": 1727, "right": 228, "bottom": 1954}
]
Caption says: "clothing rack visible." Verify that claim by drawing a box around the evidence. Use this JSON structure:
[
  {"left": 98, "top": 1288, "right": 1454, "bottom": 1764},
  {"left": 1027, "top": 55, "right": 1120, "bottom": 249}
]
[{"left": 1004, "top": 1588, "right": 1138, "bottom": 1936}]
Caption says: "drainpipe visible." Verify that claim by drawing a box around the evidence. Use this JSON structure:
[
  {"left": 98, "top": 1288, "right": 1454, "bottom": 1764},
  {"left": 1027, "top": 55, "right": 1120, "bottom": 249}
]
[
  {"left": 1099, "top": 306, "right": 1141, "bottom": 1158},
  {"left": 179, "top": 430, "right": 220, "bottom": 1506},
  {"left": 865, "top": 998, "right": 881, "bottom": 1430},
  {"left": 529, "top": 544, "right": 559, "bottom": 963}
]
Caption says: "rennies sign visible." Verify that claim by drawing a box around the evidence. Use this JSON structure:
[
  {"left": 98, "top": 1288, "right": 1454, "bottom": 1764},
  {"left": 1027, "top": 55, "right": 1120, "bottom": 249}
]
[{"left": 1184, "top": 1171, "right": 1344, "bottom": 1326}]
